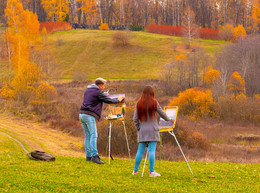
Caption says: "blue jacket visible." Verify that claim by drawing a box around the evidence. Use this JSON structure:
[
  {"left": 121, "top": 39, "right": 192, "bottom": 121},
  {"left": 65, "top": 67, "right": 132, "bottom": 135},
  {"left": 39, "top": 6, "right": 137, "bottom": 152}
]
[{"left": 80, "top": 84, "right": 119, "bottom": 120}]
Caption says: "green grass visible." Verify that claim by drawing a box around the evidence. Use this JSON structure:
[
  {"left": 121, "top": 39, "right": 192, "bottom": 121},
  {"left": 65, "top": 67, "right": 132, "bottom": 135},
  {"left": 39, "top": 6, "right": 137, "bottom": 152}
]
[
  {"left": 0, "top": 133, "right": 259, "bottom": 193},
  {"left": 46, "top": 30, "right": 226, "bottom": 80}
]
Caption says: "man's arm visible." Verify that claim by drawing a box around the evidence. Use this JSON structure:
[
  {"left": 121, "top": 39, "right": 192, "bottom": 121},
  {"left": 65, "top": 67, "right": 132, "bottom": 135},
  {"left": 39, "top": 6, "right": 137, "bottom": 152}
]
[{"left": 98, "top": 91, "right": 120, "bottom": 104}]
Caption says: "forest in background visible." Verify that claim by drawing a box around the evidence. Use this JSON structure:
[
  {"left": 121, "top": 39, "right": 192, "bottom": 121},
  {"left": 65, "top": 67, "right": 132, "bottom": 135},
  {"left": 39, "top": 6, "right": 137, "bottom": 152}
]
[{"left": 0, "top": 0, "right": 259, "bottom": 34}]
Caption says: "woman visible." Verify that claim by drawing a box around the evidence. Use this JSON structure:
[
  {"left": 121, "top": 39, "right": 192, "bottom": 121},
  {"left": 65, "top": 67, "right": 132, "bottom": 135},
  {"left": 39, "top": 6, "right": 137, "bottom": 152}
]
[{"left": 132, "top": 85, "right": 172, "bottom": 177}]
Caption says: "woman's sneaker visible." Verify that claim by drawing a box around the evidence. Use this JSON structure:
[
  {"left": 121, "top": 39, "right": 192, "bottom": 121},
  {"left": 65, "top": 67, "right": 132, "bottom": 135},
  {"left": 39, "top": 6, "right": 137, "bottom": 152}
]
[
  {"left": 149, "top": 171, "right": 161, "bottom": 177},
  {"left": 132, "top": 171, "right": 137, "bottom": 175}
]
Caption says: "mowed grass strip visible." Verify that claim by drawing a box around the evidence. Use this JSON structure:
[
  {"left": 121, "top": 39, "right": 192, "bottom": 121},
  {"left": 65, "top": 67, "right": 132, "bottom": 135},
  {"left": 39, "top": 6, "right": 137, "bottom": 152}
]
[
  {"left": 47, "top": 30, "right": 226, "bottom": 80},
  {"left": 0, "top": 134, "right": 259, "bottom": 193}
]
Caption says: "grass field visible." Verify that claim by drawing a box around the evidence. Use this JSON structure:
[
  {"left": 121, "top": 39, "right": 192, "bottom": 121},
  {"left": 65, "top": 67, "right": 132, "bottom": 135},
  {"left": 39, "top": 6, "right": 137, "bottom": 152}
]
[
  {"left": 46, "top": 30, "right": 226, "bottom": 80},
  {"left": 0, "top": 135, "right": 259, "bottom": 192},
  {"left": 0, "top": 113, "right": 259, "bottom": 192}
]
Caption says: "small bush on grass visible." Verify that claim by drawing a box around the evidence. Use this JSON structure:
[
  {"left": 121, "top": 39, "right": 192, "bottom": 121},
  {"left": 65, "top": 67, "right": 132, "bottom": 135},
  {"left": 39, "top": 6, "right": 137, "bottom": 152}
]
[{"left": 112, "top": 32, "right": 129, "bottom": 47}]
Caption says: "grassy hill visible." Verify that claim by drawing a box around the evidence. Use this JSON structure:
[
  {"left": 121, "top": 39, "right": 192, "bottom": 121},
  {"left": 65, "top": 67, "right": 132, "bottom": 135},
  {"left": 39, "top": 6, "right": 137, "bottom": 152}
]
[
  {"left": 0, "top": 28, "right": 227, "bottom": 81},
  {"left": 0, "top": 112, "right": 259, "bottom": 192},
  {"left": 47, "top": 30, "right": 226, "bottom": 80}
]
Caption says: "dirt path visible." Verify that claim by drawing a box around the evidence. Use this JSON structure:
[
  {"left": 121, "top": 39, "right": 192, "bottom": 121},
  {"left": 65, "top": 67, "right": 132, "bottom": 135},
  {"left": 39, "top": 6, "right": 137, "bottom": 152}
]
[{"left": 0, "top": 112, "right": 85, "bottom": 157}]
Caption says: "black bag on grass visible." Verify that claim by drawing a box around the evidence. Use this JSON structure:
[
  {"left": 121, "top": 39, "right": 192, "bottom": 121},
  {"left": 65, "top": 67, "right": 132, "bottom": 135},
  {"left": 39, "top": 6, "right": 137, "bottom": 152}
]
[{"left": 28, "top": 150, "right": 55, "bottom": 161}]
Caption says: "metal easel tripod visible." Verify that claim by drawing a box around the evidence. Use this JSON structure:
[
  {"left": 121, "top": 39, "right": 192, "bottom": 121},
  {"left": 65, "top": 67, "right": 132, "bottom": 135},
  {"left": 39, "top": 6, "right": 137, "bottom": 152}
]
[{"left": 106, "top": 118, "right": 131, "bottom": 165}]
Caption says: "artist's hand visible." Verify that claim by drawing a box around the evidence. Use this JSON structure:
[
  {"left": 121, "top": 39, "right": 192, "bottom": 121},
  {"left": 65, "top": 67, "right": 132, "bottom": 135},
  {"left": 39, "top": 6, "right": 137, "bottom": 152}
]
[
  {"left": 104, "top": 92, "right": 109, "bottom": 96},
  {"left": 117, "top": 96, "right": 124, "bottom": 102}
]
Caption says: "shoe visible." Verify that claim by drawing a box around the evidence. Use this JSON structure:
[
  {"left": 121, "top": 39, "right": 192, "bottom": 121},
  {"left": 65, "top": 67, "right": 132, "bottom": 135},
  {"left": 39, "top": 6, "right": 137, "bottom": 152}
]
[
  {"left": 86, "top": 157, "right": 92, "bottom": 161},
  {"left": 149, "top": 171, "right": 161, "bottom": 177},
  {"left": 91, "top": 155, "right": 104, "bottom": 164},
  {"left": 132, "top": 171, "right": 137, "bottom": 175}
]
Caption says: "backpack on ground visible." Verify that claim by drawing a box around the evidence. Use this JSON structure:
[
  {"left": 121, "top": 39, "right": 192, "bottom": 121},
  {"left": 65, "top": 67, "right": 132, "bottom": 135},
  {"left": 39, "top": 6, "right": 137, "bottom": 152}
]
[{"left": 28, "top": 150, "right": 55, "bottom": 161}]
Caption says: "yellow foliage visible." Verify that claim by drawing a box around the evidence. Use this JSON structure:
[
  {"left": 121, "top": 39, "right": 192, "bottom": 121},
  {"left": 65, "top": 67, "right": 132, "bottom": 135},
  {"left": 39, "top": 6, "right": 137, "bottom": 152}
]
[
  {"left": 204, "top": 68, "right": 221, "bottom": 86},
  {"left": 41, "top": 0, "right": 70, "bottom": 21},
  {"left": 228, "top": 71, "right": 244, "bottom": 95},
  {"left": 2, "top": 0, "right": 45, "bottom": 103},
  {"left": 233, "top": 25, "right": 246, "bottom": 41},
  {"left": 99, "top": 23, "right": 109, "bottom": 30},
  {"left": 36, "top": 83, "right": 58, "bottom": 102},
  {"left": 0, "top": 83, "right": 15, "bottom": 99},
  {"left": 169, "top": 88, "right": 215, "bottom": 119}
]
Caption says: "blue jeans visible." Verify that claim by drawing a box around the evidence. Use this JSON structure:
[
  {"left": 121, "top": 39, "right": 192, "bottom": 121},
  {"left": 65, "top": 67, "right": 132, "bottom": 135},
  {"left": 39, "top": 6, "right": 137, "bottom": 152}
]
[
  {"left": 134, "top": 142, "right": 157, "bottom": 173},
  {"left": 79, "top": 114, "right": 98, "bottom": 157}
]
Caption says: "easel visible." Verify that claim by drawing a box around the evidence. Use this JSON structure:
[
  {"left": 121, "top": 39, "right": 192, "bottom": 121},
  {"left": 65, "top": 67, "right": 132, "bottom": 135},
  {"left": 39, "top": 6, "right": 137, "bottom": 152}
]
[
  {"left": 106, "top": 117, "right": 131, "bottom": 165},
  {"left": 141, "top": 106, "right": 193, "bottom": 177}
]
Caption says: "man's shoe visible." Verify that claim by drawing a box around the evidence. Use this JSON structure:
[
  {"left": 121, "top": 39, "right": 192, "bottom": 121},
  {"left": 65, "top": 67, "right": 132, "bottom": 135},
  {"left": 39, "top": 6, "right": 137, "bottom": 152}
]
[
  {"left": 149, "top": 171, "right": 161, "bottom": 177},
  {"left": 86, "top": 157, "right": 92, "bottom": 161},
  {"left": 91, "top": 155, "right": 104, "bottom": 164}
]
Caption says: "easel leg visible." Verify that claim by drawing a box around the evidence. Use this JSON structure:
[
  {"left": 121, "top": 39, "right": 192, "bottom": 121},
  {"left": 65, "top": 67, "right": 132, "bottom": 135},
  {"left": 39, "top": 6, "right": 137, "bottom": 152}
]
[
  {"left": 168, "top": 131, "right": 193, "bottom": 175},
  {"left": 141, "top": 147, "right": 148, "bottom": 177},
  {"left": 159, "top": 133, "right": 162, "bottom": 172},
  {"left": 122, "top": 120, "right": 131, "bottom": 163},
  {"left": 108, "top": 121, "right": 112, "bottom": 165}
]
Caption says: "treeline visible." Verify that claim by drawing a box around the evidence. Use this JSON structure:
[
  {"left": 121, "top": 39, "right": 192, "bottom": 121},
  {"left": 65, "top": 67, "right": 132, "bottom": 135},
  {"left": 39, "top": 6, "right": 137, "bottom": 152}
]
[{"left": 0, "top": 0, "right": 259, "bottom": 33}]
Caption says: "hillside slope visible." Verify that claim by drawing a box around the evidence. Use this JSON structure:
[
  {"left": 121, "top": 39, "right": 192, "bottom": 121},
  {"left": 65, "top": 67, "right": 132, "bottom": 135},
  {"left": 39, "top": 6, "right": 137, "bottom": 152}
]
[
  {"left": 0, "top": 112, "right": 84, "bottom": 157},
  {"left": 47, "top": 30, "right": 226, "bottom": 80}
]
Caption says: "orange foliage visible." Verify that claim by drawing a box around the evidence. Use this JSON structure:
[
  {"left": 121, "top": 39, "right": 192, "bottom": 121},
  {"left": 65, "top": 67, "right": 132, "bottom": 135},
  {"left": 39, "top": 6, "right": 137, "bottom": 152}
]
[
  {"left": 247, "top": 0, "right": 260, "bottom": 34},
  {"left": 169, "top": 88, "right": 215, "bottom": 119},
  {"left": 228, "top": 71, "right": 244, "bottom": 94},
  {"left": 146, "top": 24, "right": 183, "bottom": 36},
  {"left": 176, "top": 54, "right": 187, "bottom": 61},
  {"left": 41, "top": 0, "right": 70, "bottom": 22},
  {"left": 146, "top": 24, "right": 220, "bottom": 40},
  {"left": 39, "top": 22, "right": 72, "bottom": 34},
  {"left": 35, "top": 83, "right": 58, "bottom": 102},
  {"left": 204, "top": 68, "right": 221, "bottom": 86},
  {"left": 99, "top": 23, "right": 109, "bottom": 30},
  {"left": 233, "top": 25, "right": 246, "bottom": 41},
  {"left": 0, "top": 0, "right": 45, "bottom": 103},
  {"left": 199, "top": 28, "right": 219, "bottom": 40}
]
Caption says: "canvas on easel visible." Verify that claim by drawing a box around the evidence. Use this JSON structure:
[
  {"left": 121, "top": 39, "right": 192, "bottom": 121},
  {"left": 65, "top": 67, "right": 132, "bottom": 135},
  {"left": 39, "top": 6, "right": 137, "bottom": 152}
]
[
  {"left": 159, "top": 106, "right": 178, "bottom": 132},
  {"left": 105, "top": 94, "right": 126, "bottom": 120}
]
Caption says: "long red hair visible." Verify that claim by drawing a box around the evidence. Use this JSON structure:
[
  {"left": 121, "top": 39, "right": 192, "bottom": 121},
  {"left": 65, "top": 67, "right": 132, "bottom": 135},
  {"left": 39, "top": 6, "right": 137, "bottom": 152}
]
[{"left": 137, "top": 85, "right": 157, "bottom": 121}]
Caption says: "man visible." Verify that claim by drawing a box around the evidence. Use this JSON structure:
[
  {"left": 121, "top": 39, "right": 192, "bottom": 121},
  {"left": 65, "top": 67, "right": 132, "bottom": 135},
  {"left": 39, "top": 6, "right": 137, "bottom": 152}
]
[{"left": 79, "top": 78, "right": 124, "bottom": 164}]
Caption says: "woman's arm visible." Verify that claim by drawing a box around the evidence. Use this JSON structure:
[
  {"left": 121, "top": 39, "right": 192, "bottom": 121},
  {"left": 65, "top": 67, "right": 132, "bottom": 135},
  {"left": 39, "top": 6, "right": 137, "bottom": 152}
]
[
  {"left": 133, "top": 105, "right": 140, "bottom": 131},
  {"left": 157, "top": 103, "right": 170, "bottom": 121}
]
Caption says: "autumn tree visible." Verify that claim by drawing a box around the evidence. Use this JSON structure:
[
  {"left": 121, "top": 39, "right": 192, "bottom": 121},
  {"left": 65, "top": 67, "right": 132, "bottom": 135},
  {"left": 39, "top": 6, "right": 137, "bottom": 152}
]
[
  {"left": 182, "top": 7, "right": 197, "bottom": 49},
  {"left": 41, "top": 0, "right": 70, "bottom": 22},
  {"left": 169, "top": 88, "right": 215, "bottom": 119},
  {"left": 247, "top": 0, "right": 260, "bottom": 34},
  {"left": 219, "top": 23, "right": 234, "bottom": 41},
  {"left": 1, "top": 0, "right": 57, "bottom": 103},
  {"left": 228, "top": 71, "right": 244, "bottom": 95},
  {"left": 204, "top": 69, "right": 221, "bottom": 87},
  {"left": 77, "top": 0, "right": 97, "bottom": 25},
  {"left": 233, "top": 24, "right": 247, "bottom": 41}
]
